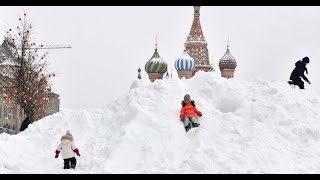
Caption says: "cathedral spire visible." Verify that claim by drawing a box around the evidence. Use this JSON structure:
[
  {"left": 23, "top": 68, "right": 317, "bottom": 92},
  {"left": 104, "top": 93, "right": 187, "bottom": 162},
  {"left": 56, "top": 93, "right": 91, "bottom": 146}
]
[
  {"left": 194, "top": 6, "right": 200, "bottom": 17},
  {"left": 138, "top": 65, "right": 141, "bottom": 79},
  {"left": 185, "top": 6, "right": 210, "bottom": 75},
  {"left": 188, "top": 6, "right": 204, "bottom": 40}
]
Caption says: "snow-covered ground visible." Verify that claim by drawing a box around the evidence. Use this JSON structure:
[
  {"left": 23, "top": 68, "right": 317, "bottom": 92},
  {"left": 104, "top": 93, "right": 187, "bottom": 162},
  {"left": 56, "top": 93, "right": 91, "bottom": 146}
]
[{"left": 1, "top": 71, "right": 320, "bottom": 173}]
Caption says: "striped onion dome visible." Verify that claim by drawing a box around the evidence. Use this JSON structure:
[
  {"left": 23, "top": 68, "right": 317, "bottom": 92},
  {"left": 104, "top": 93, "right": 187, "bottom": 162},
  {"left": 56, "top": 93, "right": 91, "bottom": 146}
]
[
  {"left": 145, "top": 48, "right": 168, "bottom": 73},
  {"left": 174, "top": 50, "right": 196, "bottom": 71},
  {"left": 219, "top": 48, "right": 237, "bottom": 69}
]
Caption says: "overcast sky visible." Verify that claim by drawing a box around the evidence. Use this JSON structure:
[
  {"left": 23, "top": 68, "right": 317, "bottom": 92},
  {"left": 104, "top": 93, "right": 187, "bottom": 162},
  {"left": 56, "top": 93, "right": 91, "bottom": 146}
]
[{"left": 0, "top": 6, "right": 319, "bottom": 109}]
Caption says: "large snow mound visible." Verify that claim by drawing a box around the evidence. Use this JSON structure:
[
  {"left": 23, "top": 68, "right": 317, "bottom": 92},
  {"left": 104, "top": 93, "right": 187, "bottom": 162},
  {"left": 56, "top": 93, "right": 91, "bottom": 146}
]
[{"left": 1, "top": 71, "right": 320, "bottom": 173}]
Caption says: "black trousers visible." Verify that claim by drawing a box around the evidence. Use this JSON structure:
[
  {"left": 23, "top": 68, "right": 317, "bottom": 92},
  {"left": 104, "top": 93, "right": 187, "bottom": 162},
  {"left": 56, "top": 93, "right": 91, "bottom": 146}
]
[
  {"left": 292, "top": 79, "right": 304, "bottom": 89},
  {"left": 63, "top": 157, "right": 76, "bottom": 169}
]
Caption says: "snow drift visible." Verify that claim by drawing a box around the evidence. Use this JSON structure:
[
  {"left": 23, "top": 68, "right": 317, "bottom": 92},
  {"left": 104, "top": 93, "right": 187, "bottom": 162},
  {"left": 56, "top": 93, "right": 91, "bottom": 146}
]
[{"left": 1, "top": 71, "right": 320, "bottom": 173}]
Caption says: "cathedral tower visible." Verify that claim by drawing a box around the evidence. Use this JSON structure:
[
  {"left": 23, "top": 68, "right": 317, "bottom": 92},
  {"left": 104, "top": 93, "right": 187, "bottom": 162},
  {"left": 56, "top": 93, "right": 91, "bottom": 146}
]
[{"left": 185, "top": 6, "right": 211, "bottom": 76}]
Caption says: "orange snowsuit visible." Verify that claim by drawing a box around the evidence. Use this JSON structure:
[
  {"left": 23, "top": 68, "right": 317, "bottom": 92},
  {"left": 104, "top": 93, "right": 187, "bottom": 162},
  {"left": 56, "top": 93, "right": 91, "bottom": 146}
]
[{"left": 180, "top": 102, "right": 202, "bottom": 119}]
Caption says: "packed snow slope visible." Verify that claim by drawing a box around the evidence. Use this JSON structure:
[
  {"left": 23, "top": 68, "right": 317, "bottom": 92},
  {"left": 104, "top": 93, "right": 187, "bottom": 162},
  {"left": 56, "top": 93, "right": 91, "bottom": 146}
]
[{"left": 1, "top": 71, "right": 320, "bottom": 173}]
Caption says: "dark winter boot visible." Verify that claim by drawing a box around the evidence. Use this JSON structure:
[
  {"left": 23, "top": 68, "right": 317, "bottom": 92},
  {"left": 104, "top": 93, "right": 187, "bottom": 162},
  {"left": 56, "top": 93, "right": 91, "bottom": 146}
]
[
  {"left": 70, "top": 157, "right": 76, "bottom": 169},
  {"left": 63, "top": 159, "right": 71, "bottom": 169},
  {"left": 185, "top": 125, "right": 191, "bottom": 132},
  {"left": 193, "top": 123, "right": 200, "bottom": 127}
]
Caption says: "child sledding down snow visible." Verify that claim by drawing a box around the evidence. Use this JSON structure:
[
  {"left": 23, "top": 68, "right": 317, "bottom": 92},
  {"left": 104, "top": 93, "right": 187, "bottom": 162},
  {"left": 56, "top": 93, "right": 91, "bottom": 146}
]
[
  {"left": 55, "top": 130, "right": 80, "bottom": 169},
  {"left": 180, "top": 94, "right": 202, "bottom": 132}
]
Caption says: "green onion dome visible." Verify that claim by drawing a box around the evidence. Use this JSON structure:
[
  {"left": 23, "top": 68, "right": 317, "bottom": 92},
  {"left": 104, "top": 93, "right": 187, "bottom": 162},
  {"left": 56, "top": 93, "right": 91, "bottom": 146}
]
[{"left": 145, "top": 48, "right": 168, "bottom": 73}]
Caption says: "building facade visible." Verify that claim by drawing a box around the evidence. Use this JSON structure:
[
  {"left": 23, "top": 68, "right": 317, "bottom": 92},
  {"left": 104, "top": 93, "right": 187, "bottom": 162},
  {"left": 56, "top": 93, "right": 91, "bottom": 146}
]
[
  {"left": 0, "top": 95, "right": 23, "bottom": 134},
  {"left": 46, "top": 91, "right": 60, "bottom": 116}
]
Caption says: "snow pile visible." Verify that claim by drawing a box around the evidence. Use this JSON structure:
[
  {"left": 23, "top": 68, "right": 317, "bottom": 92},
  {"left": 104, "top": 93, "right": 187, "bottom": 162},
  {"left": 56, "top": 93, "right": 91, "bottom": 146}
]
[{"left": 1, "top": 71, "right": 320, "bottom": 173}]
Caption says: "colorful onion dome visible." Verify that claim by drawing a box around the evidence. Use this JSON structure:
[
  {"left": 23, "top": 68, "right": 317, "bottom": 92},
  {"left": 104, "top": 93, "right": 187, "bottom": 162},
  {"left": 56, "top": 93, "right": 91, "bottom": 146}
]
[
  {"left": 174, "top": 50, "right": 196, "bottom": 71},
  {"left": 219, "top": 47, "right": 237, "bottom": 69},
  {"left": 145, "top": 47, "right": 167, "bottom": 74}
]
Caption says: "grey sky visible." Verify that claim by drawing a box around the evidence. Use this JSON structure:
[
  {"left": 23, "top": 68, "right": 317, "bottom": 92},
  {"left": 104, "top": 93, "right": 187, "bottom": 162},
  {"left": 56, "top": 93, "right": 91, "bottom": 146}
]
[{"left": 0, "top": 6, "right": 319, "bottom": 109}]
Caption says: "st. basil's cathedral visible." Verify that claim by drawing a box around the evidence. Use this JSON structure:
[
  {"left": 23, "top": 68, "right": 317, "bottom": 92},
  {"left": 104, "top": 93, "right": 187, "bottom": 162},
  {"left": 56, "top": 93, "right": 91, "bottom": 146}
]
[{"left": 141, "top": 6, "right": 237, "bottom": 82}]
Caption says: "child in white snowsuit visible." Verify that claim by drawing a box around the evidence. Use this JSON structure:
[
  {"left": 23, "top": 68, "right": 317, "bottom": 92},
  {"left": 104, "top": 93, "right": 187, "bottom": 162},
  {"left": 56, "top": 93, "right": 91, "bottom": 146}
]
[{"left": 55, "top": 130, "right": 80, "bottom": 169}]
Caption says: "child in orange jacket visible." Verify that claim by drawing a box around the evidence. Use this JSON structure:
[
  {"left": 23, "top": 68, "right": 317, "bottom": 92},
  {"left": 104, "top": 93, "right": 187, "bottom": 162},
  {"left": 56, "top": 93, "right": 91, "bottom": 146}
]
[{"left": 180, "top": 94, "right": 202, "bottom": 132}]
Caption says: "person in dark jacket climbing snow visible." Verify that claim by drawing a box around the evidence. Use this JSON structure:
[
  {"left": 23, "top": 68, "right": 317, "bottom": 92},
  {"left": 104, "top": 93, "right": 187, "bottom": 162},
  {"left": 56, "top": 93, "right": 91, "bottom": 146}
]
[
  {"left": 20, "top": 116, "right": 31, "bottom": 132},
  {"left": 288, "top": 56, "right": 311, "bottom": 89}
]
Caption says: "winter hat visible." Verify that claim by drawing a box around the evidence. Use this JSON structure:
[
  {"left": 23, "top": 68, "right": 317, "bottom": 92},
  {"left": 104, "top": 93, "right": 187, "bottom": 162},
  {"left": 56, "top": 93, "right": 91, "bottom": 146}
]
[
  {"left": 66, "top": 130, "right": 72, "bottom": 137},
  {"left": 184, "top": 94, "right": 191, "bottom": 102},
  {"left": 302, "top": 57, "right": 310, "bottom": 64}
]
